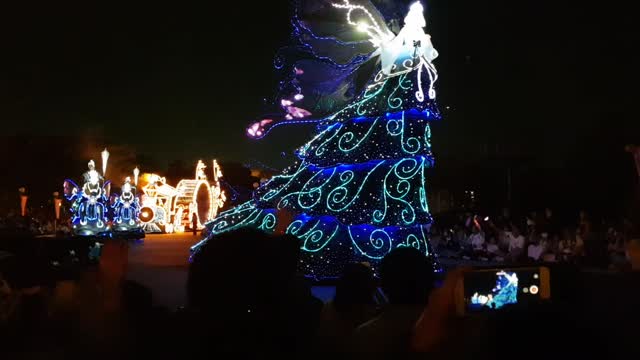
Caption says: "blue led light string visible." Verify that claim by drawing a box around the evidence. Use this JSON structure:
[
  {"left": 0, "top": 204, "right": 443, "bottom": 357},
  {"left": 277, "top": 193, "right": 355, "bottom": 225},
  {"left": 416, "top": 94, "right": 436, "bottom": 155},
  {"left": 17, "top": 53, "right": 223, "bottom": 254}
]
[
  {"left": 356, "top": 81, "right": 387, "bottom": 116},
  {"left": 301, "top": 117, "right": 435, "bottom": 169},
  {"left": 326, "top": 160, "right": 385, "bottom": 212},
  {"left": 419, "top": 156, "right": 430, "bottom": 212},
  {"left": 258, "top": 213, "right": 277, "bottom": 231},
  {"left": 337, "top": 118, "right": 378, "bottom": 153},
  {"left": 348, "top": 226, "right": 392, "bottom": 260},
  {"left": 261, "top": 163, "right": 307, "bottom": 201},
  {"left": 208, "top": 202, "right": 263, "bottom": 234},
  {"left": 314, "top": 123, "right": 343, "bottom": 157},
  {"left": 276, "top": 166, "right": 337, "bottom": 210},
  {"left": 424, "top": 121, "right": 432, "bottom": 148},
  {"left": 286, "top": 218, "right": 341, "bottom": 252},
  {"left": 387, "top": 73, "right": 411, "bottom": 109}
]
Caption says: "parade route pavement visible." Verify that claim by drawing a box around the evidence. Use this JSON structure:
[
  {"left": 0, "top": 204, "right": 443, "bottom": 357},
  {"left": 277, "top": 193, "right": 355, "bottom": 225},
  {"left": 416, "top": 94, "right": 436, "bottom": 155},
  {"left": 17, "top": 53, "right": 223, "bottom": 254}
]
[{"left": 126, "top": 233, "right": 200, "bottom": 309}]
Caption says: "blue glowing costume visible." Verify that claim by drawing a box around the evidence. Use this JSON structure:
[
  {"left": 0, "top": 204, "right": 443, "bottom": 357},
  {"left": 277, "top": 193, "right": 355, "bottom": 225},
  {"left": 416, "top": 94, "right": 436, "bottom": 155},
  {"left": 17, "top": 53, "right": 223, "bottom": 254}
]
[
  {"left": 111, "top": 177, "right": 145, "bottom": 239},
  {"left": 64, "top": 160, "right": 111, "bottom": 237},
  {"left": 194, "top": 0, "right": 442, "bottom": 278}
]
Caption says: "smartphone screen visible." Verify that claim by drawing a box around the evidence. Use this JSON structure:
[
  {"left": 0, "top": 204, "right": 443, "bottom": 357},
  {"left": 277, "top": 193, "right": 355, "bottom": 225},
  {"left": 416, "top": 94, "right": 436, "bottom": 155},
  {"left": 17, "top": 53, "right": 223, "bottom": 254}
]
[{"left": 463, "top": 268, "right": 545, "bottom": 311}]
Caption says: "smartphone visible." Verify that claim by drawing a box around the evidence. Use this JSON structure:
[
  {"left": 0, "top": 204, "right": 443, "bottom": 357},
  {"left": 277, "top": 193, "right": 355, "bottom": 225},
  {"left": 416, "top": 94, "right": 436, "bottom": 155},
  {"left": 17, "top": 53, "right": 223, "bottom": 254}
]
[{"left": 455, "top": 266, "right": 550, "bottom": 316}]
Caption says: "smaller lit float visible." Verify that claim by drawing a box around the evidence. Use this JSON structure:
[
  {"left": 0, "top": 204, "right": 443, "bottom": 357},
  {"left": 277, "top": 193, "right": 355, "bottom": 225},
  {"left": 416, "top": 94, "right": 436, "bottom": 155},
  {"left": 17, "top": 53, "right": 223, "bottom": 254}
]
[
  {"left": 139, "top": 160, "right": 226, "bottom": 234},
  {"left": 110, "top": 173, "right": 145, "bottom": 240},
  {"left": 63, "top": 150, "right": 111, "bottom": 237}
]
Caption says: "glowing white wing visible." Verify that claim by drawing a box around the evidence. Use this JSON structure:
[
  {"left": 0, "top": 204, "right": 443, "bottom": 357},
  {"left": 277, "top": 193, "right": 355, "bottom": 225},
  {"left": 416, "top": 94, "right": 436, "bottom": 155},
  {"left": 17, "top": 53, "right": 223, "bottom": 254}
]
[
  {"left": 334, "top": 1, "right": 439, "bottom": 80},
  {"left": 331, "top": 0, "right": 395, "bottom": 48}
]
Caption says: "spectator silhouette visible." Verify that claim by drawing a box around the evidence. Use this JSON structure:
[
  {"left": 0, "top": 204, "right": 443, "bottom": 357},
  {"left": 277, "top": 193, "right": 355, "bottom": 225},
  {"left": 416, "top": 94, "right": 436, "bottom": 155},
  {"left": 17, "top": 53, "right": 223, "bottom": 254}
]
[
  {"left": 412, "top": 266, "right": 607, "bottom": 359},
  {"left": 583, "top": 219, "right": 608, "bottom": 268},
  {"left": 470, "top": 303, "right": 601, "bottom": 360},
  {"left": 119, "top": 279, "right": 173, "bottom": 356},
  {"left": 352, "top": 247, "right": 435, "bottom": 356},
  {"left": 184, "top": 228, "right": 321, "bottom": 355},
  {"left": 191, "top": 213, "right": 198, "bottom": 236},
  {"left": 316, "top": 262, "right": 378, "bottom": 351}
]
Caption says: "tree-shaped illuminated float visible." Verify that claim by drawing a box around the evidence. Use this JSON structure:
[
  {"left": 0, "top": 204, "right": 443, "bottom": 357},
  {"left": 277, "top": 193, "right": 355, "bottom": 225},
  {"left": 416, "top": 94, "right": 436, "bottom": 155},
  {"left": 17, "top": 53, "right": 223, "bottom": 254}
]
[{"left": 194, "top": 1, "right": 442, "bottom": 278}]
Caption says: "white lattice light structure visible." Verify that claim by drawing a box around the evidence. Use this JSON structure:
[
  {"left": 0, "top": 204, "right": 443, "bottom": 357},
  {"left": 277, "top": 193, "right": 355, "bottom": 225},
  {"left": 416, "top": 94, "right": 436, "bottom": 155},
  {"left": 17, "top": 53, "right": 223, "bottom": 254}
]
[
  {"left": 173, "top": 160, "right": 226, "bottom": 231},
  {"left": 211, "top": 159, "right": 226, "bottom": 219},
  {"left": 140, "top": 174, "right": 179, "bottom": 233},
  {"left": 139, "top": 160, "right": 226, "bottom": 233}
]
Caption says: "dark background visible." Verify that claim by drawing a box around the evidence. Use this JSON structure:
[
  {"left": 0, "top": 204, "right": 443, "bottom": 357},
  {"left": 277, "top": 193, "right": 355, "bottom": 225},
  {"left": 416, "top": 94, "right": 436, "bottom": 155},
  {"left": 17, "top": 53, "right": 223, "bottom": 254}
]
[{"left": 0, "top": 0, "right": 636, "bottom": 221}]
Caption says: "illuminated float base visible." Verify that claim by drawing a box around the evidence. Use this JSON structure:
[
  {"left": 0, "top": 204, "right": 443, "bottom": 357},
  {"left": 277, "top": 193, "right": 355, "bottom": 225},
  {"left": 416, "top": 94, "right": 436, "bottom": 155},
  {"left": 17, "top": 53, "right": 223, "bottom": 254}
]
[
  {"left": 111, "top": 227, "right": 146, "bottom": 240},
  {"left": 196, "top": 192, "right": 438, "bottom": 279}
]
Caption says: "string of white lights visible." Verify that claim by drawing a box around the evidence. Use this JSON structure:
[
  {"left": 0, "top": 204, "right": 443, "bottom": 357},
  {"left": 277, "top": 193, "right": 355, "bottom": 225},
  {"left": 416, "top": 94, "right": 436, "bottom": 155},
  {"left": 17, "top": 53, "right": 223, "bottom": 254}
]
[{"left": 332, "top": 0, "right": 389, "bottom": 46}]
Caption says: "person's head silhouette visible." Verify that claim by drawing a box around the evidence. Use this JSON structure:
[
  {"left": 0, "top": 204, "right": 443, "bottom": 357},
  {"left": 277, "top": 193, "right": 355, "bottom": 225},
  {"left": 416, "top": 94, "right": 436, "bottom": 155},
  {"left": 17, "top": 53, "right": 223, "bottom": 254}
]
[
  {"left": 334, "top": 262, "right": 376, "bottom": 312},
  {"left": 379, "top": 247, "right": 435, "bottom": 305}
]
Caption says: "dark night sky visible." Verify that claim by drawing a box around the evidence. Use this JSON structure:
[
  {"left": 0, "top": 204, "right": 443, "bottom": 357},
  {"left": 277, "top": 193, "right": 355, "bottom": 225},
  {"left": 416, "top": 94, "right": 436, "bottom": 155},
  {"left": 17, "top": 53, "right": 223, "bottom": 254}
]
[{"left": 0, "top": 0, "right": 636, "bottom": 212}]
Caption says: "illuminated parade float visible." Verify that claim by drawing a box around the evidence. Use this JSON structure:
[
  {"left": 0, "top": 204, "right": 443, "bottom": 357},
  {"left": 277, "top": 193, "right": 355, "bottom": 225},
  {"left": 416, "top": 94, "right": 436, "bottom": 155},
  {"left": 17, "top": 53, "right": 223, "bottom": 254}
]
[
  {"left": 64, "top": 153, "right": 225, "bottom": 238},
  {"left": 111, "top": 176, "right": 144, "bottom": 239},
  {"left": 63, "top": 150, "right": 112, "bottom": 237},
  {"left": 139, "top": 174, "right": 180, "bottom": 233},
  {"left": 193, "top": 1, "right": 442, "bottom": 278},
  {"left": 139, "top": 160, "right": 226, "bottom": 234}
]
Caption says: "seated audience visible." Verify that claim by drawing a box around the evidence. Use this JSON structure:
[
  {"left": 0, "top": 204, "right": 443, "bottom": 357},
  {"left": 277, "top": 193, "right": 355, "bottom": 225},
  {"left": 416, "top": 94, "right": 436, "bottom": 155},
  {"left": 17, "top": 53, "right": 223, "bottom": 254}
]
[
  {"left": 505, "top": 226, "right": 525, "bottom": 262},
  {"left": 527, "top": 235, "right": 546, "bottom": 261},
  {"left": 485, "top": 237, "right": 504, "bottom": 261},
  {"left": 469, "top": 226, "right": 485, "bottom": 252}
]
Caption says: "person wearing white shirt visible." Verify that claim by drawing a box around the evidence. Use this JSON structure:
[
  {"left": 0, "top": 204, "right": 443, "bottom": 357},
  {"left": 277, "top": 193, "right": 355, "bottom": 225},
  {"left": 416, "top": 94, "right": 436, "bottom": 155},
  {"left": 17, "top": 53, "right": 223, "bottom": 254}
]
[
  {"left": 499, "top": 226, "right": 512, "bottom": 251},
  {"left": 527, "top": 242, "right": 544, "bottom": 261},
  {"left": 486, "top": 239, "right": 500, "bottom": 255},
  {"left": 469, "top": 227, "right": 485, "bottom": 251},
  {"left": 506, "top": 226, "right": 525, "bottom": 261},
  {"left": 529, "top": 232, "right": 551, "bottom": 261},
  {"left": 486, "top": 237, "right": 504, "bottom": 262}
]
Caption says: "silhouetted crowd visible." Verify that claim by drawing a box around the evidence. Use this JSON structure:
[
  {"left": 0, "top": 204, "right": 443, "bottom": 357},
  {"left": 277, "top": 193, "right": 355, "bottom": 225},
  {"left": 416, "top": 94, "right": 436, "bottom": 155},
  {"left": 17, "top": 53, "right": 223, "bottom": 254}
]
[
  {"left": 2, "top": 227, "right": 640, "bottom": 358},
  {"left": 0, "top": 212, "right": 71, "bottom": 237}
]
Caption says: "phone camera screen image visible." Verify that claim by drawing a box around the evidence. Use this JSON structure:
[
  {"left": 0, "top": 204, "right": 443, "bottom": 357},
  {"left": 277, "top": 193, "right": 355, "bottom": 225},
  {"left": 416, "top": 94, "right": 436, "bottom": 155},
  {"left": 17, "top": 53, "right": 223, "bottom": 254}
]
[{"left": 464, "top": 269, "right": 542, "bottom": 311}]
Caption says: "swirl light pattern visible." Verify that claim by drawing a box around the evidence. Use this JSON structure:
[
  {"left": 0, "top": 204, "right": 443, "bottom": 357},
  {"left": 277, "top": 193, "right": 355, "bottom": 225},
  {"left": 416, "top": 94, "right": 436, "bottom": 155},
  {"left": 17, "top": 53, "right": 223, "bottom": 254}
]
[
  {"left": 193, "top": 1, "right": 442, "bottom": 278},
  {"left": 195, "top": 76, "right": 440, "bottom": 278}
]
